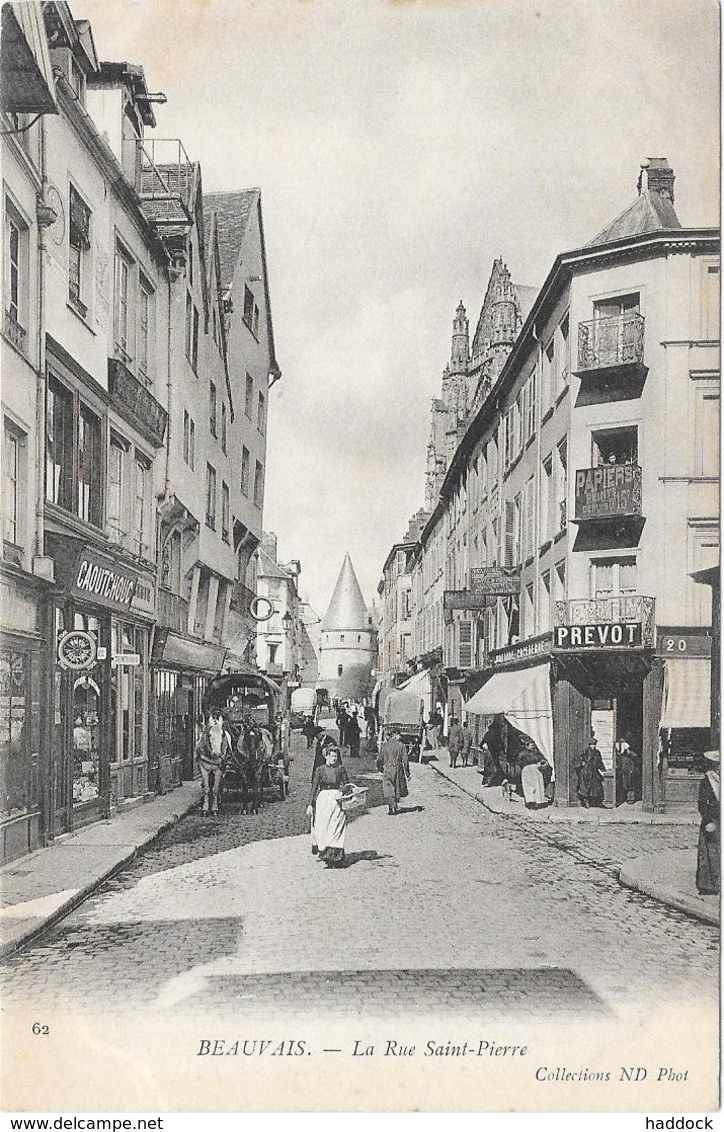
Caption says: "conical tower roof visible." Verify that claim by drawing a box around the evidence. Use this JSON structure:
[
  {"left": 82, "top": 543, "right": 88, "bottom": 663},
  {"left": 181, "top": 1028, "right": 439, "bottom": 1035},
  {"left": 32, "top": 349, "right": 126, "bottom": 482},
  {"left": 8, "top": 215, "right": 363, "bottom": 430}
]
[{"left": 322, "top": 553, "right": 369, "bottom": 632}]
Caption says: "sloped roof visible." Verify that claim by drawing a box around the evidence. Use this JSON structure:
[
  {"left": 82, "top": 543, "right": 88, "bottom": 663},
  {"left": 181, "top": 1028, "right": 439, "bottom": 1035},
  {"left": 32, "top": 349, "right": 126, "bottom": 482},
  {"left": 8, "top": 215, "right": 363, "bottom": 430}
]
[
  {"left": 322, "top": 554, "right": 370, "bottom": 632},
  {"left": 203, "top": 189, "right": 258, "bottom": 289},
  {"left": 514, "top": 285, "right": 538, "bottom": 322},
  {"left": 587, "top": 189, "right": 682, "bottom": 246},
  {"left": 257, "top": 548, "right": 293, "bottom": 581}
]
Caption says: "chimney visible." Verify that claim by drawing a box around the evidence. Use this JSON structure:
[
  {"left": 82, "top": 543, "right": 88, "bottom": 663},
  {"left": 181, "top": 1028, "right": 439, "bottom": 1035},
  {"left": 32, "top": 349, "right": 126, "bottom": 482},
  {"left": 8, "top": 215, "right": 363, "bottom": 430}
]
[{"left": 643, "top": 158, "right": 675, "bottom": 204}]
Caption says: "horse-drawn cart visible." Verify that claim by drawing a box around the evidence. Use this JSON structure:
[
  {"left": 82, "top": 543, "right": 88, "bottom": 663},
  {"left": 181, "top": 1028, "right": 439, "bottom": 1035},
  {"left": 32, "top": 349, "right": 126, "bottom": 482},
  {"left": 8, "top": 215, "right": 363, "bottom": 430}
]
[
  {"left": 202, "top": 672, "right": 289, "bottom": 811},
  {"left": 380, "top": 690, "right": 425, "bottom": 762}
]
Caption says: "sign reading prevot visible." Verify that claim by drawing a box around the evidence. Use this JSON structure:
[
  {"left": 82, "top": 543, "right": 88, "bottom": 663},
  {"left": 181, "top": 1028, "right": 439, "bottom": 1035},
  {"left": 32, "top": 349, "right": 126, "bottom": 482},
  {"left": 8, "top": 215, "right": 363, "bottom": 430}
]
[{"left": 554, "top": 623, "right": 642, "bottom": 650}]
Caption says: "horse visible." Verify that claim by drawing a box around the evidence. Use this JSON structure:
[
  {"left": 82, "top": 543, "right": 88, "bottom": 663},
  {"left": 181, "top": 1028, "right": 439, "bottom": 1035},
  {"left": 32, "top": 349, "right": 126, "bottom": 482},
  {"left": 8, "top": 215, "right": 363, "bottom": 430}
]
[{"left": 230, "top": 719, "right": 267, "bottom": 815}]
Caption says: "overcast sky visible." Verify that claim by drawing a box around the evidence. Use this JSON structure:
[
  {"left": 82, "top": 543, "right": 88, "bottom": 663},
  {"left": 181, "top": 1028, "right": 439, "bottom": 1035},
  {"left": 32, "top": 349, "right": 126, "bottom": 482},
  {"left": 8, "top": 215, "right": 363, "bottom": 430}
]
[{"left": 79, "top": 0, "right": 720, "bottom": 618}]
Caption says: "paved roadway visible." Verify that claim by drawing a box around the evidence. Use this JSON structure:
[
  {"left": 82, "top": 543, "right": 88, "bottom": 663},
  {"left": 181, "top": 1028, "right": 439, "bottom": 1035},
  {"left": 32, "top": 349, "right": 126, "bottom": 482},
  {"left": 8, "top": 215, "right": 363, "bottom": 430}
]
[{"left": 0, "top": 732, "right": 717, "bottom": 1020}]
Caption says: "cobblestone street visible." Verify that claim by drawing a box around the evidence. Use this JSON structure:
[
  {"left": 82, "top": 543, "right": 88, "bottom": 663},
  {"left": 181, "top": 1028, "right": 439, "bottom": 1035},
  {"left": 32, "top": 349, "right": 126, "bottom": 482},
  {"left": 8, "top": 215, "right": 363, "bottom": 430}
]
[{"left": 0, "top": 734, "right": 717, "bottom": 1021}]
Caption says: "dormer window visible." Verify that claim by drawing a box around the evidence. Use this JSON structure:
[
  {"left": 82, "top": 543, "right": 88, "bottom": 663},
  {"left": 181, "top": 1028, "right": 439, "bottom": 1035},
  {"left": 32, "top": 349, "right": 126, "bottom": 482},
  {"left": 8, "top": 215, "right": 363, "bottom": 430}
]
[{"left": 70, "top": 55, "right": 86, "bottom": 103}]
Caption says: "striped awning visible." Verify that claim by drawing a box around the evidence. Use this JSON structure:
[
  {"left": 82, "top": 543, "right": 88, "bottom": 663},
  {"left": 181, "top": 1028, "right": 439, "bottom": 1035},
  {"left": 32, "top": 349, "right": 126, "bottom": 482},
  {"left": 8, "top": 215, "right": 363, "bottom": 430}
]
[
  {"left": 465, "top": 661, "right": 553, "bottom": 761},
  {"left": 660, "top": 657, "right": 711, "bottom": 730}
]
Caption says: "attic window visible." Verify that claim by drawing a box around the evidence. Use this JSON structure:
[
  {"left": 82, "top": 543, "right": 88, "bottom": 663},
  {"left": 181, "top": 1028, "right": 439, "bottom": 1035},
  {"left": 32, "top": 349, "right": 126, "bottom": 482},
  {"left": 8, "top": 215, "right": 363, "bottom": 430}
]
[{"left": 243, "top": 285, "right": 259, "bottom": 338}]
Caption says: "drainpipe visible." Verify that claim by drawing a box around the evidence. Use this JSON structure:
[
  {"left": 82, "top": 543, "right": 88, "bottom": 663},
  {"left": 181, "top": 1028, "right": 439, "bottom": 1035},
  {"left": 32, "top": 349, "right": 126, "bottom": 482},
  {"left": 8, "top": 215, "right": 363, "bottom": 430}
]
[
  {"left": 531, "top": 322, "right": 544, "bottom": 635},
  {"left": 34, "top": 115, "right": 48, "bottom": 562}
]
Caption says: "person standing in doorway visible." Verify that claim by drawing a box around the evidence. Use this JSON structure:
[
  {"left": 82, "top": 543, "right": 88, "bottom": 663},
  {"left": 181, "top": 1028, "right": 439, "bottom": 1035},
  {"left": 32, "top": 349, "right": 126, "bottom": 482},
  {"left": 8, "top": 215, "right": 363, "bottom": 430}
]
[
  {"left": 575, "top": 736, "right": 606, "bottom": 808},
  {"left": 615, "top": 738, "right": 640, "bottom": 804}
]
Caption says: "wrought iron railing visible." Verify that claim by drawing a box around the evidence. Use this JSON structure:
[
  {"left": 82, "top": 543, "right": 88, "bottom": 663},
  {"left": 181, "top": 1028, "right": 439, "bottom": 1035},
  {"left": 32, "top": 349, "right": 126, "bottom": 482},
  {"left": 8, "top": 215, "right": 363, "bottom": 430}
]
[
  {"left": 4, "top": 309, "right": 26, "bottom": 353},
  {"left": 577, "top": 311, "right": 645, "bottom": 372},
  {"left": 555, "top": 594, "right": 654, "bottom": 628}
]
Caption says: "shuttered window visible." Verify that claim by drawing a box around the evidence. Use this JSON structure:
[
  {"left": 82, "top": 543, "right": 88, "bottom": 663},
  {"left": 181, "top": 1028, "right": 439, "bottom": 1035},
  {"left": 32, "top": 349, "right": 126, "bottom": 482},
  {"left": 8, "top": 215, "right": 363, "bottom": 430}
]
[{"left": 458, "top": 620, "right": 473, "bottom": 668}]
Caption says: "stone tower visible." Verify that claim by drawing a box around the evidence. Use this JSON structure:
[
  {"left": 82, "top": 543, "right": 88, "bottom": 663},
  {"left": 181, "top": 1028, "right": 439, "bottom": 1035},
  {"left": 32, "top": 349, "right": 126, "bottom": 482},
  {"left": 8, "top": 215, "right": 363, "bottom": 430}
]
[{"left": 318, "top": 554, "right": 376, "bottom": 700}]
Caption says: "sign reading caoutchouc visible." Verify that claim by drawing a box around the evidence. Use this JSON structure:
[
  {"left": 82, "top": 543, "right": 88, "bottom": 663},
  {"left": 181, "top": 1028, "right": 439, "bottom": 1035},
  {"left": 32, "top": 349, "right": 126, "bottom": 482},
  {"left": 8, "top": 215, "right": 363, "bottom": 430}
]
[{"left": 72, "top": 548, "right": 138, "bottom": 611}]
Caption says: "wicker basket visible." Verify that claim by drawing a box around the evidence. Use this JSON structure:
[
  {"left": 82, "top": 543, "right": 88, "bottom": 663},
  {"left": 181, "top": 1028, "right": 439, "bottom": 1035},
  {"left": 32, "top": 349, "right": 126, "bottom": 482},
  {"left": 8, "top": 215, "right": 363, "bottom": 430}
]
[{"left": 340, "top": 785, "right": 368, "bottom": 812}]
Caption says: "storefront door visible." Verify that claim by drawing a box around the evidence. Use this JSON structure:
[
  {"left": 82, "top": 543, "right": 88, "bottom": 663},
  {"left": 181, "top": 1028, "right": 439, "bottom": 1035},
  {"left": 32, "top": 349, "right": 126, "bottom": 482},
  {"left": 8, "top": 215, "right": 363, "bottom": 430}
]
[{"left": 52, "top": 606, "right": 110, "bottom": 833}]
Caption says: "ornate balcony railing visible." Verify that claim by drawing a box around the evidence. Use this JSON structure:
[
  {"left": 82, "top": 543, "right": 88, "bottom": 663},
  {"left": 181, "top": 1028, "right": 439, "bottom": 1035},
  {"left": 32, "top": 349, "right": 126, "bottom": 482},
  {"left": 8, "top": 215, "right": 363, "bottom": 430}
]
[
  {"left": 108, "top": 356, "right": 168, "bottom": 448},
  {"left": 577, "top": 311, "right": 645, "bottom": 373},
  {"left": 4, "top": 308, "right": 27, "bottom": 354},
  {"left": 573, "top": 463, "right": 642, "bottom": 521},
  {"left": 157, "top": 588, "right": 189, "bottom": 634},
  {"left": 554, "top": 595, "right": 655, "bottom": 649}
]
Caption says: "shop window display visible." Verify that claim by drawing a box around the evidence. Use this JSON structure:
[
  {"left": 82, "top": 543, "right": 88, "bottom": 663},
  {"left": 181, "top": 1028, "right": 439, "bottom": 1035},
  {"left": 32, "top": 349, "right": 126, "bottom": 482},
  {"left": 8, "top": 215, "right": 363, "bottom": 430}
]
[
  {"left": 0, "top": 651, "right": 30, "bottom": 818},
  {"left": 72, "top": 675, "right": 101, "bottom": 805}
]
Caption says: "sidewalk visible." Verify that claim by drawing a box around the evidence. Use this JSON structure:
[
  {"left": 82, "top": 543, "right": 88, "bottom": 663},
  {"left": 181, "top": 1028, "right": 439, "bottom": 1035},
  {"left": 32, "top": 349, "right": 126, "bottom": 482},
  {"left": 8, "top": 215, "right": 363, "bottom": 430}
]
[
  {"left": 0, "top": 781, "right": 200, "bottom": 958},
  {"left": 427, "top": 756, "right": 698, "bottom": 825},
  {"left": 427, "top": 755, "right": 719, "bottom": 926}
]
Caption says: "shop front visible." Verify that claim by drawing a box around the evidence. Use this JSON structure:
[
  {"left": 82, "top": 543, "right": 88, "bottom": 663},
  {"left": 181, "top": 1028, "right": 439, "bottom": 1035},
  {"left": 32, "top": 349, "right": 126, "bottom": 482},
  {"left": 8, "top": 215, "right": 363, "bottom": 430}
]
[
  {"left": 151, "top": 631, "right": 227, "bottom": 790},
  {"left": 0, "top": 564, "right": 51, "bottom": 864},
  {"left": 46, "top": 536, "right": 144, "bottom": 836},
  {"left": 552, "top": 595, "right": 664, "bottom": 811},
  {"left": 656, "top": 627, "right": 712, "bottom": 808}
]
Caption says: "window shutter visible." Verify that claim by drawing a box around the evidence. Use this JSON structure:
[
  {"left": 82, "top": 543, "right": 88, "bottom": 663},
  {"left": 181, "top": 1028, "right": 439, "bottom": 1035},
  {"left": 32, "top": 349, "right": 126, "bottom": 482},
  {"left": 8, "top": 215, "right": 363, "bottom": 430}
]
[
  {"left": 504, "top": 501, "right": 515, "bottom": 567},
  {"left": 458, "top": 620, "right": 473, "bottom": 667}
]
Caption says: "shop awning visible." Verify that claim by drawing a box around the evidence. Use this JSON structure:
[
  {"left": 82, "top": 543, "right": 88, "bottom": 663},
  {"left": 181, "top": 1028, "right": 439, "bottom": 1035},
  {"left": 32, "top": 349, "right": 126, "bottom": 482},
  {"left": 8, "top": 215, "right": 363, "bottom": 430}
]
[
  {"left": 399, "top": 669, "right": 431, "bottom": 696},
  {"left": 660, "top": 657, "right": 711, "bottom": 730},
  {"left": 465, "top": 661, "right": 553, "bottom": 761}
]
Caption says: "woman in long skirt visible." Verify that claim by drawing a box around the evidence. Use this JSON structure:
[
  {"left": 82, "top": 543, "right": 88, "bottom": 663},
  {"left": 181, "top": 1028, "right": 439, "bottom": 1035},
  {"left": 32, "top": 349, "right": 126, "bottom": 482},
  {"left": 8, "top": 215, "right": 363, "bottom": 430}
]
[
  {"left": 518, "top": 739, "right": 546, "bottom": 809},
  {"left": 307, "top": 747, "right": 350, "bottom": 867},
  {"left": 696, "top": 750, "right": 720, "bottom": 895}
]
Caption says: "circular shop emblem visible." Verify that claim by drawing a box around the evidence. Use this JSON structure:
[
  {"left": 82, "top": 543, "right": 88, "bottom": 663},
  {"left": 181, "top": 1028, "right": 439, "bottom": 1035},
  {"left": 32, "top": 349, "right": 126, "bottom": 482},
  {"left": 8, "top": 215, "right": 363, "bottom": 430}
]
[
  {"left": 58, "top": 630, "right": 97, "bottom": 671},
  {"left": 249, "top": 596, "right": 274, "bottom": 622}
]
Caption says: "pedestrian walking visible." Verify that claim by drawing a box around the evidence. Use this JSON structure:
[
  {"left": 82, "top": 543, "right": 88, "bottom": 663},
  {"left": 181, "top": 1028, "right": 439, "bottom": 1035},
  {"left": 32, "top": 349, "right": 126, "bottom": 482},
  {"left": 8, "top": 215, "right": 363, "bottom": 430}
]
[
  {"left": 427, "top": 706, "right": 443, "bottom": 750},
  {"left": 195, "top": 708, "right": 233, "bottom": 816},
  {"left": 311, "top": 732, "right": 337, "bottom": 779},
  {"left": 614, "top": 738, "right": 640, "bottom": 804},
  {"left": 447, "top": 717, "right": 463, "bottom": 768},
  {"left": 460, "top": 721, "right": 473, "bottom": 767},
  {"left": 302, "top": 715, "right": 317, "bottom": 748},
  {"left": 575, "top": 736, "right": 606, "bottom": 808},
  {"left": 347, "top": 710, "right": 361, "bottom": 757},
  {"left": 337, "top": 705, "right": 350, "bottom": 751},
  {"left": 518, "top": 738, "right": 548, "bottom": 809},
  {"left": 307, "top": 746, "right": 352, "bottom": 867},
  {"left": 696, "top": 750, "right": 720, "bottom": 896},
  {"left": 376, "top": 726, "right": 410, "bottom": 815}
]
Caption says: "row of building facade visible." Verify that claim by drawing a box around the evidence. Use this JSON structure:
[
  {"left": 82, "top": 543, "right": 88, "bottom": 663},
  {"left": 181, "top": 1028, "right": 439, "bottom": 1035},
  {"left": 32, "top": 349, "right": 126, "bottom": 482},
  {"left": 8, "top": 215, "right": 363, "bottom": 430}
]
[
  {"left": 377, "top": 159, "right": 719, "bottom": 812},
  {"left": 1, "top": 2, "right": 282, "bottom": 862}
]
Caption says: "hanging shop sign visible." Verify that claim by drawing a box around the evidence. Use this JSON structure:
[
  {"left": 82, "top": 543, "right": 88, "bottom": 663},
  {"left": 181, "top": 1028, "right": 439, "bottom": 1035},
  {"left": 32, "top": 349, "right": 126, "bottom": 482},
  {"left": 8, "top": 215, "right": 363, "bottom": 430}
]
[
  {"left": 443, "top": 590, "right": 489, "bottom": 612},
  {"left": 111, "top": 653, "right": 141, "bottom": 667},
  {"left": 554, "top": 622, "right": 642, "bottom": 650},
  {"left": 71, "top": 548, "right": 138, "bottom": 612},
  {"left": 469, "top": 566, "right": 521, "bottom": 596},
  {"left": 249, "top": 597, "right": 274, "bottom": 622},
  {"left": 57, "top": 629, "right": 98, "bottom": 671}
]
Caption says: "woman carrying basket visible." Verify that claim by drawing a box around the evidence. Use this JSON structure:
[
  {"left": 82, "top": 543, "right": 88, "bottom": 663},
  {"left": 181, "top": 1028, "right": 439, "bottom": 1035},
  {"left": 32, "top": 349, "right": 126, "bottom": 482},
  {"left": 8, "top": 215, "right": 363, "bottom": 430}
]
[{"left": 307, "top": 746, "right": 353, "bottom": 868}]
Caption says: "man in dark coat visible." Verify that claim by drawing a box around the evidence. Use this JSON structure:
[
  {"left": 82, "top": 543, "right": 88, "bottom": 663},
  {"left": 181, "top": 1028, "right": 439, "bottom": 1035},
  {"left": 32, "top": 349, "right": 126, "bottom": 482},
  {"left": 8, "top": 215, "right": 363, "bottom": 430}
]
[
  {"left": 377, "top": 727, "right": 410, "bottom": 815},
  {"left": 697, "top": 750, "right": 720, "bottom": 895},
  {"left": 575, "top": 736, "right": 606, "bottom": 808},
  {"left": 346, "top": 711, "right": 361, "bottom": 757}
]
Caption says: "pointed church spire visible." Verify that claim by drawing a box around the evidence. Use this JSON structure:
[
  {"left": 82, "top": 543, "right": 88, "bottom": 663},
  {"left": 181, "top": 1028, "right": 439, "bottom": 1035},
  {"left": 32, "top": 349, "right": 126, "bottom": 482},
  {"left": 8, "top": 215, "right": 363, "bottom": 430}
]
[
  {"left": 322, "top": 553, "right": 370, "bottom": 632},
  {"left": 450, "top": 300, "right": 469, "bottom": 369}
]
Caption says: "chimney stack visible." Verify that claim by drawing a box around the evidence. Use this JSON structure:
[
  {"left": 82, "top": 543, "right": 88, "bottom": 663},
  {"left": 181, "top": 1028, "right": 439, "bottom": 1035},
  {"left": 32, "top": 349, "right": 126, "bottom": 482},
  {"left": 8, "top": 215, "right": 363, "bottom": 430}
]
[{"left": 643, "top": 157, "right": 675, "bottom": 204}]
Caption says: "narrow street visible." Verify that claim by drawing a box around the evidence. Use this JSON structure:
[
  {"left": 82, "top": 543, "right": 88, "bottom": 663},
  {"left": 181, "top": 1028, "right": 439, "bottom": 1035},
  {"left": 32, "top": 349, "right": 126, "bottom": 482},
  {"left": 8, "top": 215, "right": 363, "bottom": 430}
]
[{"left": 0, "top": 733, "right": 716, "bottom": 1021}]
